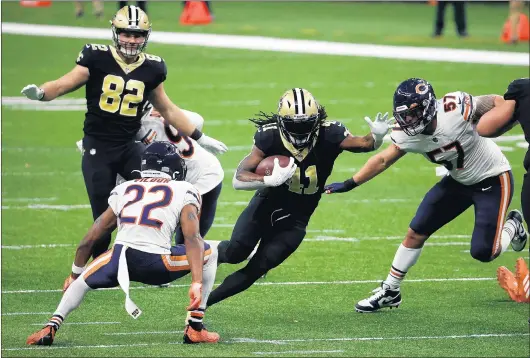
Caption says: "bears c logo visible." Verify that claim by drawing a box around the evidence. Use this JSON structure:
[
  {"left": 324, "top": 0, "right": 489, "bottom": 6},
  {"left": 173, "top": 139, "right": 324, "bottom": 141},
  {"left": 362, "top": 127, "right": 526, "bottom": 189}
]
[{"left": 415, "top": 83, "right": 429, "bottom": 94}]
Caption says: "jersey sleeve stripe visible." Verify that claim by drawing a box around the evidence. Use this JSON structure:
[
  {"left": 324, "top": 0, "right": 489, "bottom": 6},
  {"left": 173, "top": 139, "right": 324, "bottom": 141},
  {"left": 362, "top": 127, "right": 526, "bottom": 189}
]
[
  {"left": 491, "top": 172, "right": 512, "bottom": 258},
  {"left": 461, "top": 94, "right": 474, "bottom": 121}
]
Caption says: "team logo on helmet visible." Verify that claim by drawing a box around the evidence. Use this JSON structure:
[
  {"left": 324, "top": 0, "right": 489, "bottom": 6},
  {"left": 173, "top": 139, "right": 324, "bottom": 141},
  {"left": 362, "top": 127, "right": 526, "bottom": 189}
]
[{"left": 415, "top": 83, "right": 429, "bottom": 95}]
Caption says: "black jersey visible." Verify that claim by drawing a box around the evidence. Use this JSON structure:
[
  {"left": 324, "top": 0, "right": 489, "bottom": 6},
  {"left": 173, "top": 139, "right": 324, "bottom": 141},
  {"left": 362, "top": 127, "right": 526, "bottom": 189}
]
[
  {"left": 76, "top": 44, "right": 167, "bottom": 142},
  {"left": 253, "top": 121, "right": 349, "bottom": 218},
  {"left": 504, "top": 78, "right": 530, "bottom": 170}
]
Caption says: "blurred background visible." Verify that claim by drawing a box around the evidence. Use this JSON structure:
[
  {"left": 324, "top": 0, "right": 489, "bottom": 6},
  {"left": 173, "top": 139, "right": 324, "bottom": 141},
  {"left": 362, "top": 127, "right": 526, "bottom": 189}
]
[{"left": 2, "top": 1, "right": 529, "bottom": 357}]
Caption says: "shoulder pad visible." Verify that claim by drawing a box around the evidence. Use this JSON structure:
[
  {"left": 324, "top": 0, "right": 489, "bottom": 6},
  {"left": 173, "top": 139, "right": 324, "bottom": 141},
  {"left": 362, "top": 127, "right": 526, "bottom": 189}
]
[
  {"left": 253, "top": 124, "right": 277, "bottom": 154},
  {"left": 144, "top": 53, "right": 164, "bottom": 63},
  {"left": 321, "top": 120, "right": 350, "bottom": 144},
  {"left": 440, "top": 91, "right": 474, "bottom": 121},
  {"left": 76, "top": 44, "right": 109, "bottom": 67},
  {"left": 505, "top": 78, "right": 530, "bottom": 101},
  {"left": 144, "top": 53, "right": 167, "bottom": 84}
]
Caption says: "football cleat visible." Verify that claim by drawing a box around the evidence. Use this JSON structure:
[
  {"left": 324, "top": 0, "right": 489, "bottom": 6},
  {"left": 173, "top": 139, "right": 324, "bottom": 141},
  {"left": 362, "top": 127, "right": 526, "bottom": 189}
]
[
  {"left": 26, "top": 325, "right": 56, "bottom": 346},
  {"left": 355, "top": 282, "right": 402, "bottom": 313},
  {"left": 507, "top": 210, "right": 528, "bottom": 252},
  {"left": 183, "top": 325, "right": 220, "bottom": 344},
  {"left": 497, "top": 266, "right": 520, "bottom": 302},
  {"left": 515, "top": 258, "right": 529, "bottom": 302}
]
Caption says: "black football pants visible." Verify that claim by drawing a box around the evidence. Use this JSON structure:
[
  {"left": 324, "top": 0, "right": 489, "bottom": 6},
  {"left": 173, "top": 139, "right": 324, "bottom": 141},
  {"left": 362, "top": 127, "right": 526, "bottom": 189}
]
[
  {"left": 81, "top": 136, "right": 144, "bottom": 258},
  {"left": 174, "top": 182, "right": 223, "bottom": 244},
  {"left": 522, "top": 172, "right": 530, "bottom": 228},
  {"left": 206, "top": 192, "right": 308, "bottom": 307}
]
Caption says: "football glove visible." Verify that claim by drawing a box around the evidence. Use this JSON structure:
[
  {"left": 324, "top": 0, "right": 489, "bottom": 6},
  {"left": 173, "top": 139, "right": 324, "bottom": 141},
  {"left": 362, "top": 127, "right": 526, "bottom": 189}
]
[
  {"left": 187, "top": 282, "right": 202, "bottom": 311},
  {"left": 263, "top": 157, "right": 297, "bottom": 187},
  {"left": 21, "top": 84, "right": 45, "bottom": 101},
  {"left": 62, "top": 274, "right": 77, "bottom": 293},
  {"left": 324, "top": 178, "right": 358, "bottom": 194},
  {"left": 197, "top": 134, "right": 228, "bottom": 155},
  {"left": 365, "top": 112, "right": 393, "bottom": 149},
  {"left": 76, "top": 140, "right": 83, "bottom": 153}
]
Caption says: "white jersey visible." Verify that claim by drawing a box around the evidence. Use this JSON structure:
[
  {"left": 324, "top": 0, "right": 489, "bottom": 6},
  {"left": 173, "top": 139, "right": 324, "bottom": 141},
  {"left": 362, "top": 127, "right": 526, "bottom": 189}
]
[
  {"left": 138, "top": 112, "right": 224, "bottom": 195},
  {"left": 108, "top": 178, "right": 201, "bottom": 255},
  {"left": 390, "top": 91, "right": 511, "bottom": 185}
]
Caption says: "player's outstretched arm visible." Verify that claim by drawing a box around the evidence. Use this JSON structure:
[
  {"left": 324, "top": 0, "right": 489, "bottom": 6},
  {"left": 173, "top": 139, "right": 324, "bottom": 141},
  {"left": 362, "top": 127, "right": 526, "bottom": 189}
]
[
  {"left": 181, "top": 204, "right": 204, "bottom": 310},
  {"left": 477, "top": 99, "right": 518, "bottom": 138},
  {"left": 324, "top": 143, "right": 405, "bottom": 194},
  {"left": 148, "top": 83, "right": 227, "bottom": 155},
  {"left": 340, "top": 112, "right": 393, "bottom": 152},
  {"left": 21, "top": 65, "right": 89, "bottom": 102}
]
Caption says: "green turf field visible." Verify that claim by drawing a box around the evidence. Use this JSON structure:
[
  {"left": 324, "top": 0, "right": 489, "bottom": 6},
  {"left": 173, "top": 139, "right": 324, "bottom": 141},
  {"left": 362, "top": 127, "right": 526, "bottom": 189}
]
[{"left": 1, "top": 2, "right": 529, "bottom": 357}]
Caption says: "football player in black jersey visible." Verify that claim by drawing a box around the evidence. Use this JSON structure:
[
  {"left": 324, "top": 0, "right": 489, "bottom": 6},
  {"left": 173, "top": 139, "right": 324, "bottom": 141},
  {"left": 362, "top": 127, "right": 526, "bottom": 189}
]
[
  {"left": 477, "top": 78, "right": 530, "bottom": 225},
  {"left": 206, "top": 88, "right": 393, "bottom": 307},
  {"left": 21, "top": 5, "right": 227, "bottom": 258},
  {"left": 477, "top": 78, "right": 530, "bottom": 307}
]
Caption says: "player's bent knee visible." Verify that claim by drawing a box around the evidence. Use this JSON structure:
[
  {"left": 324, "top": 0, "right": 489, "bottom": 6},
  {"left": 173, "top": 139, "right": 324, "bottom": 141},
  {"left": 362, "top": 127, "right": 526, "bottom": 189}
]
[
  {"left": 404, "top": 228, "right": 429, "bottom": 248},
  {"left": 218, "top": 240, "right": 250, "bottom": 264},
  {"left": 469, "top": 246, "right": 495, "bottom": 263}
]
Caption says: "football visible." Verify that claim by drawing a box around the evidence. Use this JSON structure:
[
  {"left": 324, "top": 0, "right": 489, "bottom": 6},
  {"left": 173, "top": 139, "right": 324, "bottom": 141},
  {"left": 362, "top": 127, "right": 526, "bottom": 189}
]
[{"left": 255, "top": 155, "right": 291, "bottom": 176}]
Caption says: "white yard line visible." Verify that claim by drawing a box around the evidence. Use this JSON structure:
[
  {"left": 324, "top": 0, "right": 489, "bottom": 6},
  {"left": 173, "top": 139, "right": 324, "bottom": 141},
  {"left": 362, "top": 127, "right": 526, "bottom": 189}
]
[
  {"left": 1, "top": 234, "right": 470, "bottom": 249},
  {"left": 2, "top": 23, "right": 527, "bottom": 66},
  {"left": 232, "top": 333, "right": 530, "bottom": 345},
  {"left": 253, "top": 350, "right": 345, "bottom": 355},
  {"left": 3, "top": 332, "right": 526, "bottom": 351},
  {"left": 1, "top": 197, "right": 57, "bottom": 203},
  {"left": 2, "top": 312, "right": 51, "bottom": 316},
  {"left": 1, "top": 244, "right": 75, "bottom": 250},
  {"left": 1, "top": 277, "right": 495, "bottom": 295},
  {"left": 1, "top": 343, "right": 155, "bottom": 351},
  {"left": 30, "top": 321, "right": 120, "bottom": 326}
]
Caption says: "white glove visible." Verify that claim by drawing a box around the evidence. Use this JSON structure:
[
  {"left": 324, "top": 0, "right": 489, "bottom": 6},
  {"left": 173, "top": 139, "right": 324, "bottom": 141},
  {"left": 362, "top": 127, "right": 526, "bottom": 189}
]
[
  {"left": 21, "top": 84, "right": 44, "bottom": 101},
  {"left": 75, "top": 139, "right": 83, "bottom": 153},
  {"left": 263, "top": 157, "right": 297, "bottom": 187},
  {"left": 197, "top": 134, "right": 228, "bottom": 155},
  {"left": 364, "top": 112, "right": 393, "bottom": 149}
]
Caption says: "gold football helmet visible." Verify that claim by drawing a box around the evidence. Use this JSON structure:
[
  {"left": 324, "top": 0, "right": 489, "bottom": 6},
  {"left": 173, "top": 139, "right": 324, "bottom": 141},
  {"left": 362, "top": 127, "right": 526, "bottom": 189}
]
[
  {"left": 111, "top": 5, "right": 151, "bottom": 57},
  {"left": 277, "top": 88, "right": 322, "bottom": 148}
]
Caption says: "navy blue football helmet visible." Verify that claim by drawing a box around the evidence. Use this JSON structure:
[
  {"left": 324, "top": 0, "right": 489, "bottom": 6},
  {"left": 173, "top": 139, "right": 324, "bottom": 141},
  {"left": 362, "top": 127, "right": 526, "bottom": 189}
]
[
  {"left": 393, "top": 78, "right": 437, "bottom": 136},
  {"left": 141, "top": 141, "right": 187, "bottom": 181}
]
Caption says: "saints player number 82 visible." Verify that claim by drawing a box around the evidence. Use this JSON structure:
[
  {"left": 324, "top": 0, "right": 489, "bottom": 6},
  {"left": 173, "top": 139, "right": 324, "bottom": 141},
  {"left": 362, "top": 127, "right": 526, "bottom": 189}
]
[{"left": 99, "top": 74, "right": 145, "bottom": 117}]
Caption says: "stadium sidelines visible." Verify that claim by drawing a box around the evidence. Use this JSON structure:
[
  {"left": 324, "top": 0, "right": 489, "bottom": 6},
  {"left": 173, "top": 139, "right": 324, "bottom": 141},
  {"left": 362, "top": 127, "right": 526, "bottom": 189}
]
[
  {"left": 2, "top": 333, "right": 528, "bottom": 351},
  {"left": 3, "top": 22, "right": 527, "bottom": 66}
]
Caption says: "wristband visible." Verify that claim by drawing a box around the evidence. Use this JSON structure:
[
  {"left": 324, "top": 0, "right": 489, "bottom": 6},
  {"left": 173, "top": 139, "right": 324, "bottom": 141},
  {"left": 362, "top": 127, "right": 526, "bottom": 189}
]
[
  {"left": 190, "top": 128, "right": 203, "bottom": 141},
  {"left": 71, "top": 263, "right": 86, "bottom": 275},
  {"left": 344, "top": 178, "right": 358, "bottom": 190}
]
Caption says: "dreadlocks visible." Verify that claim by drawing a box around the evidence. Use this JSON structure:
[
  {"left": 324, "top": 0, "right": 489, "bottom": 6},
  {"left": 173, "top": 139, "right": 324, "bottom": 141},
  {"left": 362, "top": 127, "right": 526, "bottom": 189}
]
[{"left": 248, "top": 106, "right": 328, "bottom": 128}]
